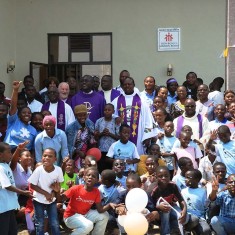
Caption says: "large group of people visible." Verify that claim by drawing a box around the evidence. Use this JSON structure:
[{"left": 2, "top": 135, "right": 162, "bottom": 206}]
[{"left": 0, "top": 70, "right": 235, "bottom": 235}]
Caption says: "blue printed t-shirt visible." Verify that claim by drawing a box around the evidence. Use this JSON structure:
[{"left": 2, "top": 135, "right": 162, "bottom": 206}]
[
  {"left": 0, "top": 163, "right": 19, "bottom": 213},
  {"left": 157, "top": 136, "right": 177, "bottom": 170},
  {"left": 4, "top": 112, "right": 37, "bottom": 150},
  {"left": 107, "top": 140, "right": 140, "bottom": 172},
  {"left": 215, "top": 140, "right": 235, "bottom": 176},
  {"left": 181, "top": 187, "right": 208, "bottom": 218}
]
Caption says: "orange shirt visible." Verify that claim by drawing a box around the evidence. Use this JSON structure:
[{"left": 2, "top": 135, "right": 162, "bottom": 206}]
[{"left": 64, "top": 185, "right": 101, "bottom": 218}]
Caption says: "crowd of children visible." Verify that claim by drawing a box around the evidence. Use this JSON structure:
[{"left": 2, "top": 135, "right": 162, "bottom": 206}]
[{"left": 1, "top": 72, "right": 235, "bottom": 235}]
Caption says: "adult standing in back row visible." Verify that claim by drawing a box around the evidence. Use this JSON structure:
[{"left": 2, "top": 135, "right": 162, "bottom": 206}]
[
  {"left": 112, "top": 77, "right": 157, "bottom": 155},
  {"left": 71, "top": 75, "right": 106, "bottom": 124}
]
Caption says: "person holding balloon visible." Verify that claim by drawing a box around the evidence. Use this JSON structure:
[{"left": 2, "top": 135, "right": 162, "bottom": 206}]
[{"left": 115, "top": 173, "right": 160, "bottom": 235}]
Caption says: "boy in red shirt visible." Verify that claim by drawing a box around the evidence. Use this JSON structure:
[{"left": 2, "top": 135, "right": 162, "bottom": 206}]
[{"left": 61, "top": 167, "right": 116, "bottom": 235}]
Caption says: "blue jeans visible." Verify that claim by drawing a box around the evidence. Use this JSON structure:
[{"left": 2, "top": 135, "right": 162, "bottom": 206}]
[
  {"left": 211, "top": 215, "right": 235, "bottom": 235},
  {"left": 33, "top": 200, "right": 60, "bottom": 235},
  {"left": 64, "top": 210, "right": 109, "bottom": 235},
  {"left": 160, "top": 209, "right": 179, "bottom": 235}
]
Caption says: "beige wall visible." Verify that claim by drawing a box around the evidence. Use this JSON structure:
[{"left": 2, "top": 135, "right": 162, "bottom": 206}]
[
  {"left": 1, "top": 0, "right": 226, "bottom": 96},
  {"left": 0, "top": 0, "right": 16, "bottom": 96}
]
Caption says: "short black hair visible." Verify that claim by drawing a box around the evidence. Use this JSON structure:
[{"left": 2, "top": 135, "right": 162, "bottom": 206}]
[
  {"left": 105, "top": 103, "right": 114, "bottom": 110},
  {"left": 186, "top": 72, "right": 197, "bottom": 79},
  {"left": 156, "top": 166, "right": 170, "bottom": 174},
  {"left": 0, "top": 142, "right": 9, "bottom": 153},
  {"left": 43, "top": 148, "right": 57, "bottom": 157},
  {"left": 85, "top": 167, "right": 99, "bottom": 178},
  {"left": 186, "top": 169, "right": 202, "bottom": 181},
  {"left": 101, "top": 169, "right": 116, "bottom": 184},
  {"left": 178, "top": 157, "right": 192, "bottom": 168},
  {"left": 213, "top": 162, "right": 226, "bottom": 171},
  {"left": 119, "top": 123, "right": 130, "bottom": 133},
  {"left": 154, "top": 107, "right": 167, "bottom": 116},
  {"left": 217, "top": 125, "right": 231, "bottom": 135},
  {"left": 126, "top": 173, "right": 141, "bottom": 185},
  {"left": 147, "top": 143, "right": 160, "bottom": 154},
  {"left": 31, "top": 112, "right": 43, "bottom": 121}
]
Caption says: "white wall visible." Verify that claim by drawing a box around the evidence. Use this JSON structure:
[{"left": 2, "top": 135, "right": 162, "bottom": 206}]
[
  {"left": 0, "top": 0, "right": 16, "bottom": 96},
  {"left": 2, "top": 0, "right": 226, "bottom": 96}
]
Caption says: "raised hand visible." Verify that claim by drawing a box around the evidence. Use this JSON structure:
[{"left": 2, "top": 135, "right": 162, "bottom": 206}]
[
  {"left": 18, "top": 140, "right": 30, "bottom": 150},
  {"left": 12, "top": 81, "right": 22, "bottom": 91},
  {"left": 210, "top": 129, "right": 217, "bottom": 141},
  {"left": 211, "top": 175, "right": 219, "bottom": 192}
]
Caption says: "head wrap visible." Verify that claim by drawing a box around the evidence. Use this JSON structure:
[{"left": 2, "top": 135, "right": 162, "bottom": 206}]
[
  {"left": 166, "top": 78, "right": 178, "bottom": 85},
  {"left": 42, "top": 115, "right": 56, "bottom": 127},
  {"left": 74, "top": 104, "right": 88, "bottom": 114}
]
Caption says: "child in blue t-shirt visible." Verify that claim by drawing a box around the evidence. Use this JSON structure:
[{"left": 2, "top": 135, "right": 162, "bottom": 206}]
[
  {"left": 156, "top": 121, "right": 177, "bottom": 178},
  {"left": 209, "top": 125, "right": 235, "bottom": 176},
  {"left": 209, "top": 173, "right": 235, "bottom": 234},
  {"left": 172, "top": 157, "right": 194, "bottom": 191},
  {"left": 98, "top": 169, "right": 125, "bottom": 228},
  {"left": 107, "top": 124, "right": 140, "bottom": 175},
  {"left": 0, "top": 142, "right": 32, "bottom": 235},
  {"left": 181, "top": 169, "right": 211, "bottom": 234}
]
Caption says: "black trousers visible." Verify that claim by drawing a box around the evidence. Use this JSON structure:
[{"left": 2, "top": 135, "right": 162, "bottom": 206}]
[{"left": 0, "top": 210, "right": 17, "bottom": 235}]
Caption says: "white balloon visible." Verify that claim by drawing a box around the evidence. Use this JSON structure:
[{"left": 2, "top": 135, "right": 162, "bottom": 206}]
[
  {"left": 117, "top": 215, "right": 127, "bottom": 227},
  {"left": 125, "top": 188, "right": 148, "bottom": 212},
  {"left": 124, "top": 212, "right": 148, "bottom": 235}
]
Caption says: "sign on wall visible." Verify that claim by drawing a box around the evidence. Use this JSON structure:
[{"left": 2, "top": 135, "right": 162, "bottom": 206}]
[{"left": 157, "top": 28, "right": 180, "bottom": 51}]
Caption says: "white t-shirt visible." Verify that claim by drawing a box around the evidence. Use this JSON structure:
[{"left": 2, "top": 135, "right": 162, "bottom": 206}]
[
  {"left": 28, "top": 99, "right": 43, "bottom": 113},
  {"left": 28, "top": 165, "right": 64, "bottom": 204},
  {"left": 103, "top": 90, "right": 112, "bottom": 103}
]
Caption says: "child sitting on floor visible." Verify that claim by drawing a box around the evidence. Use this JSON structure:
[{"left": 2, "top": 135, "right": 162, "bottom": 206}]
[
  {"left": 115, "top": 173, "right": 159, "bottom": 235},
  {"left": 137, "top": 143, "right": 165, "bottom": 176},
  {"left": 209, "top": 173, "right": 235, "bottom": 234},
  {"left": 150, "top": 166, "right": 196, "bottom": 235},
  {"left": 61, "top": 167, "right": 116, "bottom": 235},
  {"left": 140, "top": 156, "right": 158, "bottom": 192},
  {"left": 206, "top": 162, "right": 227, "bottom": 223},
  {"left": 182, "top": 169, "right": 211, "bottom": 235}
]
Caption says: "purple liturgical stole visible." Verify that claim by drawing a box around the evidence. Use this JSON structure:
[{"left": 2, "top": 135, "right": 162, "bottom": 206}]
[
  {"left": 176, "top": 114, "right": 202, "bottom": 138},
  {"left": 117, "top": 94, "right": 141, "bottom": 144},
  {"left": 41, "top": 100, "right": 66, "bottom": 131}
]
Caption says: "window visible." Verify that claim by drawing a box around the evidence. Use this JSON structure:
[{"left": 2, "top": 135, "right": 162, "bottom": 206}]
[{"left": 48, "top": 33, "right": 112, "bottom": 82}]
